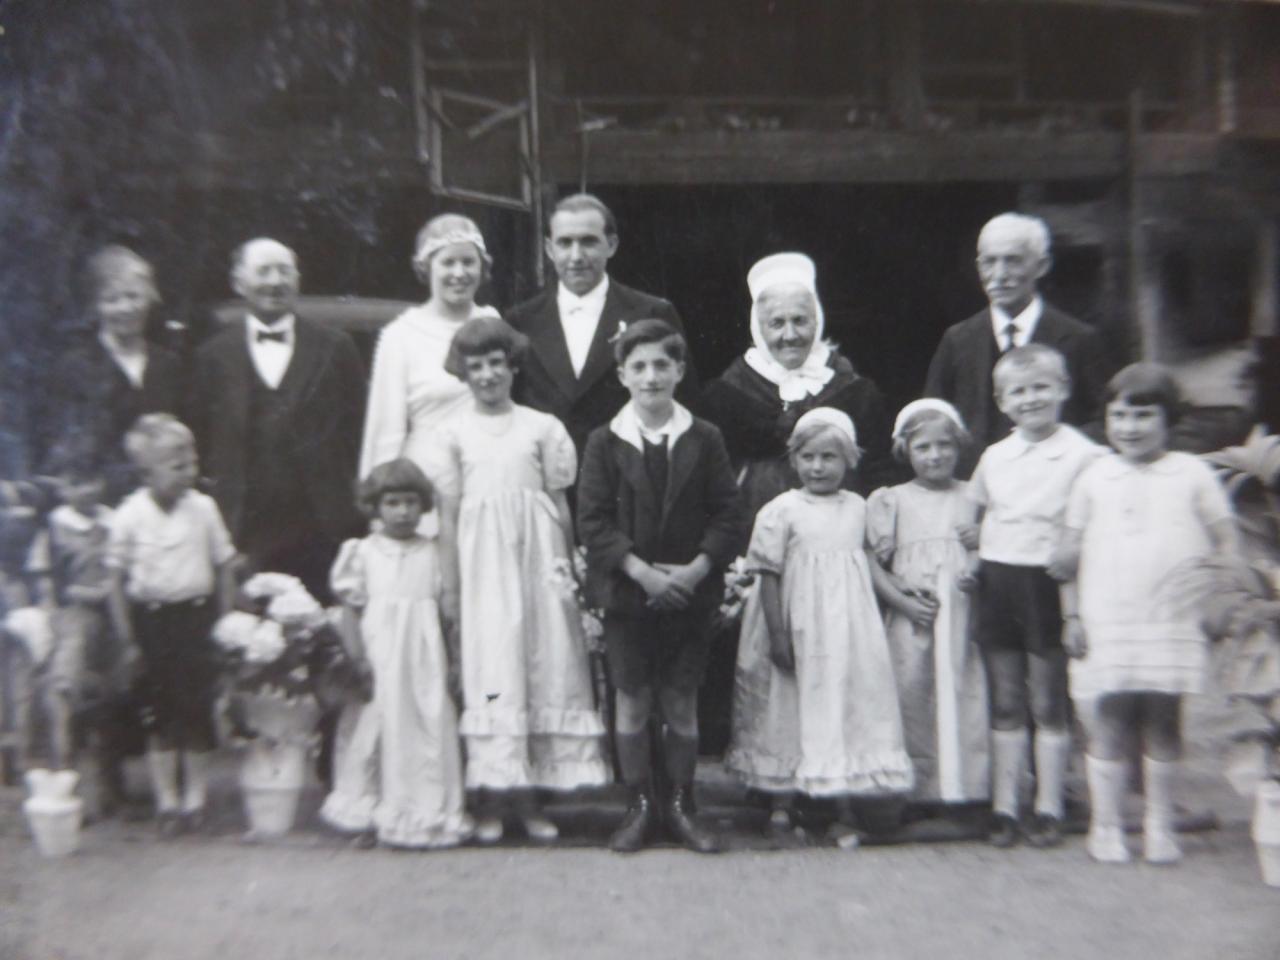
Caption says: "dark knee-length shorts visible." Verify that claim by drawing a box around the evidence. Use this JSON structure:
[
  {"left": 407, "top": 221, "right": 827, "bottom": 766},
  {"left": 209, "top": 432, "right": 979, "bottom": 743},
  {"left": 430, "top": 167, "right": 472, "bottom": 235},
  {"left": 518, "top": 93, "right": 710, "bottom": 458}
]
[
  {"left": 132, "top": 597, "right": 219, "bottom": 750},
  {"left": 976, "top": 561, "right": 1064, "bottom": 655},
  {"left": 605, "top": 603, "right": 717, "bottom": 695}
]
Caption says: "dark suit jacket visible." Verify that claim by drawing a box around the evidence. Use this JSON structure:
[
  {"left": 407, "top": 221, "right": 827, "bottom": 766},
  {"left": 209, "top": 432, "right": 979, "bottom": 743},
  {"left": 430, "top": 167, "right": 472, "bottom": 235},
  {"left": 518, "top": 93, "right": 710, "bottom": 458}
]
[
  {"left": 43, "top": 337, "right": 184, "bottom": 502},
  {"left": 190, "top": 315, "right": 365, "bottom": 544},
  {"left": 576, "top": 417, "right": 745, "bottom": 618},
  {"left": 505, "top": 280, "right": 699, "bottom": 455},
  {"left": 924, "top": 302, "right": 1112, "bottom": 469}
]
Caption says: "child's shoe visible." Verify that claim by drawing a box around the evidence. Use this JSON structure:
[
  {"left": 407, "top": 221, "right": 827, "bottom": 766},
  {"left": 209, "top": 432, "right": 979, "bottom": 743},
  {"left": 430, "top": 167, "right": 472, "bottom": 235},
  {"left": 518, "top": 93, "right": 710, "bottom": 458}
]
[
  {"left": 1024, "top": 812, "right": 1063, "bottom": 848},
  {"left": 665, "top": 784, "right": 720, "bottom": 854},
  {"left": 988, "top": 813, "right": 1020, "bottom": 848},
  {"left": 1086, "top": 826, "right": 1131, "bottom": 864},
  {"left": 521, "top": 814, "right": 559, "bottom": 842},
  {"left": 474, "top": 816, "right": 504, "bottom": 845},
  {"left": 156, "top": 810, "right": 184, "bottom": 838},
  {"left": 1143, "top": 820, "right": 1182, "bottom": 865},
  {"left": 826, "top": 822, "right": 862, "bottom": 850},
  {"left": 609, "top": 787, "right": 654, "bottom": 853},
  {"left": 181, "top": 807, "right": 208, "bottom": 835}
]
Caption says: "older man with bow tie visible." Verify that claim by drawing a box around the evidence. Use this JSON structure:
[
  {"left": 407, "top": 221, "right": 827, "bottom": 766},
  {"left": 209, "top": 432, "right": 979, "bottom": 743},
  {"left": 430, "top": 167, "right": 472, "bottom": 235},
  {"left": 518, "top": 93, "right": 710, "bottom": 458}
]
[{"left": 190, "top": 238, "right": 366, "bottom": 601}]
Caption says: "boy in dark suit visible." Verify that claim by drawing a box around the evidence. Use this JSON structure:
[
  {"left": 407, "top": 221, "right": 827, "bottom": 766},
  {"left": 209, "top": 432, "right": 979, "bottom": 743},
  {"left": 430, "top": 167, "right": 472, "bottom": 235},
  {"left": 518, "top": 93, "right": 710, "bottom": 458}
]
[{"left": 577, "top": 319, "right": 744, "bottom": 854}]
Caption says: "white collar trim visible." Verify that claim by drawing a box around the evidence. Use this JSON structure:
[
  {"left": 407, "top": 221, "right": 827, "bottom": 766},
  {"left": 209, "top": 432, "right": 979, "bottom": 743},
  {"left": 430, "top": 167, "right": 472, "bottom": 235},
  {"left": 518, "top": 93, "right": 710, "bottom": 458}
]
[{"left": 609, "top": 400, "right": 693, "bottom": 452}]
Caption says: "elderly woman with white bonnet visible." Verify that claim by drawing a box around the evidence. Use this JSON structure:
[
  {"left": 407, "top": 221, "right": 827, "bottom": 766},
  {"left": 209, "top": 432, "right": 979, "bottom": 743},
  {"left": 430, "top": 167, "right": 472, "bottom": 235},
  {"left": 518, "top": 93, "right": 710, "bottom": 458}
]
[
  {"left": 700, "top": 252, "right": 893, "bottom": 520},
  {"left": 360, "top": 213, "right": 501, "bottom": 483}
]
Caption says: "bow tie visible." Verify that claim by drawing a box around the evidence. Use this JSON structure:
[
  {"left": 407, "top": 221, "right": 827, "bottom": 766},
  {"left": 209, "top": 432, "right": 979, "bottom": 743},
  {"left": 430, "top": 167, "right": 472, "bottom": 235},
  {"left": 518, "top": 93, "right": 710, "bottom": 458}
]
[{"left": 256, "top": 329, "right": 288, "bottom": 344}]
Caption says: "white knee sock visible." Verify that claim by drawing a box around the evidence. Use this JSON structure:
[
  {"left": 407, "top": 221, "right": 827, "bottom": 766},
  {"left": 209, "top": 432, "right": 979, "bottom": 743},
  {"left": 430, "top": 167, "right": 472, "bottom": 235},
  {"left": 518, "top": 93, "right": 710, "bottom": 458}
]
[
  {"left": 181, "top": 752, "right": 210, "bottom": 813},
  {"left": 991, "top": 728, "right": 1028, "bottom": 818},
  {"left": 147, "top": 749, "right": 180, "bottom": 813},
  {"left": 1085, "top": 755, "right": 1131, "bottom": 863},
  {"left": 1143, "top": 756, "right": 1182, "bottom": 863},
  {"left": 1033, "top": 729, "right": 1071, "bottom": 819}
]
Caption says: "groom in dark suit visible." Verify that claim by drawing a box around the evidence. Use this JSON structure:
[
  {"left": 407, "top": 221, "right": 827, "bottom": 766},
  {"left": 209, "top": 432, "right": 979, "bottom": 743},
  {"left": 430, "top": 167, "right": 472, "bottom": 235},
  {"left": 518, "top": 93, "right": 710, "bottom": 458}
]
[
  {"left": 190, "top": 238, "right": 365, "bottom": 601},
  {"left": 506, "top": 194, "right": 697, "bottom": 456},
  {"left": 925, "top": 212, "right": 1112, "bottom": 472}
]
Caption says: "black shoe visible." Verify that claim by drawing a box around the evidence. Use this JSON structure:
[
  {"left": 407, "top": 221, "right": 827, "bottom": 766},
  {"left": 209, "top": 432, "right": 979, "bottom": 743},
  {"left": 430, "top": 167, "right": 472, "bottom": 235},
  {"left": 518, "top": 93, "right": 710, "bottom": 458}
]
[
  {"left": 988, "top": 813, "right": 1019, "bottom": 848},
  {"left": 666, "top": 785, "right": 720, "bottom": 854},
  {"left": 1024, "top": 813, "right": 1063, "bottom": 849},
  {"left": 609, "top": 789, "right": 653, "bottom": 853}
]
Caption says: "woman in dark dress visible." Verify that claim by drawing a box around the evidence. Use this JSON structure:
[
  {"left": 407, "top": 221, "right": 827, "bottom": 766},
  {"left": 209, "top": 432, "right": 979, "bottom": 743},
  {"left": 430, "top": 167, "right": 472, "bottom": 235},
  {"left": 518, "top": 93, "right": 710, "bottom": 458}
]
[
  {"left": 697, "top": 253, "right": 894, "bottom": 756},
  {"left": 44, "top": 246, "right": 183, "bottom": 503}
]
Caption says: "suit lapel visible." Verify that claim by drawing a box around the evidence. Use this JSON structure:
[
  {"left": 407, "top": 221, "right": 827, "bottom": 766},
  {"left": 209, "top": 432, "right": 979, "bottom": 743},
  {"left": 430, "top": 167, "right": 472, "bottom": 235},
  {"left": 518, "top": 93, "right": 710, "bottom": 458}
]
[
  {"left": 278, "top": 317, "right": 321, "bottom": 404},
  {"left": 574, "top": 283, "right": 627, "bottom": 401},
  {"left": 660, "top": 427, "right": 699, "bottom": 528},
  {"left": 222, "top": 320, "right": 254, "bottom": 431},
  {"left": 524, "top": 295, "right": 576, "bottom": 402}
]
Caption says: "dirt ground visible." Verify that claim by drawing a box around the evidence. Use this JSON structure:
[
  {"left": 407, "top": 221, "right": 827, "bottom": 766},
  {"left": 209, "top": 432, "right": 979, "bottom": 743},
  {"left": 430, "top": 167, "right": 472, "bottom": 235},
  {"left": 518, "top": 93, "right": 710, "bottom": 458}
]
[{"left": 1, "top": 696, "right": 1276, "bottom": 960}]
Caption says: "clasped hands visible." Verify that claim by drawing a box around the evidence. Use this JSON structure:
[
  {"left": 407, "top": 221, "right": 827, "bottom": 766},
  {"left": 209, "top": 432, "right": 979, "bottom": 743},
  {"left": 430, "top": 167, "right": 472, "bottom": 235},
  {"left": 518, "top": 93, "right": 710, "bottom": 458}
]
[{"left": 635, "top": 558, "right": 709, "bottom": 612}]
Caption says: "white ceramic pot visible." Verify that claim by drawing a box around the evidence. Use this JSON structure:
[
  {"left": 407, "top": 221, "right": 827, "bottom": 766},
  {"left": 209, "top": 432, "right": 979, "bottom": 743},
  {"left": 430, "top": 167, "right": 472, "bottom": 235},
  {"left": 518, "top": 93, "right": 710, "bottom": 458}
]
[
  {"left": 23, "top": 769, "right": 83, "bottom": 857},
  {"left": 239, "top": 740, "right": 308, "bottom": 838},
  {"left": 1252, "top": 779, "right": 1280, "bottom": 887}
]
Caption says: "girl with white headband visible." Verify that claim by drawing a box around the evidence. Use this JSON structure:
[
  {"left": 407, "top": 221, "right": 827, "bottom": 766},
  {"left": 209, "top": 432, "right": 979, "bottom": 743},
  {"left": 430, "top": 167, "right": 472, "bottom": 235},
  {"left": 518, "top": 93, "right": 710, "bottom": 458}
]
[
  {"left": 725, "top": 407, "right": 913, "bottom": 844},
  {"left": 867, "top": 399, "right": 991, "bottom": 810},
  {"left": 359, "top": 213, "right": 501, "bottom": 491}
]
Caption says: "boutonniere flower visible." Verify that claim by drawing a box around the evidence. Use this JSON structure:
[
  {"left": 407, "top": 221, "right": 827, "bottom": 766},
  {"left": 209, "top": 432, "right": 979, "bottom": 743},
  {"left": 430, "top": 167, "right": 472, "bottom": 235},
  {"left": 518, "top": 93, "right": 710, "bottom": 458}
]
[{"left": 608, "top": 321, "right": 628, "bottom": 345}]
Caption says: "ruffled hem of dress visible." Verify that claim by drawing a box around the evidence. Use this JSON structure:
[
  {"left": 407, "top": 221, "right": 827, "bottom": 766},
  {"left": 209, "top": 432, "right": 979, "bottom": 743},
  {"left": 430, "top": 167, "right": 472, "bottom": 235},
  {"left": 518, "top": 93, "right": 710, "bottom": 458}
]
[
  {"left": 374, "top": 806, "right": 473, "bottom": 849},
  {"left": 459, "top": 706, "right": 606, "bottom": 738},
  {"left": 725, "top": 748, "right": 915, "bottom": 797},
  {"left": 464, "top": 758, "right": 613, "bottom": 792},
  {"left": 319, "top": 791, "right": 377, "bottom": 833}
]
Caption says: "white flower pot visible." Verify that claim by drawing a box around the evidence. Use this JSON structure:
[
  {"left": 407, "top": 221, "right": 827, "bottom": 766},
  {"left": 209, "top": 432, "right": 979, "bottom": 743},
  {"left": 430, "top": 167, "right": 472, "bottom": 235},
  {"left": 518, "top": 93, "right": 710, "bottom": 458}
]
[
  {"left": 1252, "top": 779, "right": 1280, "bottom": 887},
  {"left": 24, "top": 797, "right": 83, "bottom": 857},
  {"left": 239, "top": 741, "right": 307, "bottom": 838}
]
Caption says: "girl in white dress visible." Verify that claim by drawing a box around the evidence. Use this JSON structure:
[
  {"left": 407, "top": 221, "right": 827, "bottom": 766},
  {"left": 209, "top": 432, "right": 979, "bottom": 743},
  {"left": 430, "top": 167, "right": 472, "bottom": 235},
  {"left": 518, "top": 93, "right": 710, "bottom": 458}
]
[
  {"left": 431, "top": 316, "right": 610, "bottom": 844},
  {"left": 359, "top": 213, "right": 501, "bottom": 483},
  {"left": 726, "top": 408, "right": 914, "bottom": 843},
  {"left": 319, "top": 458, "right": 470, "bottom": 849},
  {"left": 868, "top": 400, "right": 989, "bottom": 806},
  {"left": 1060, "top": 364, "right": 1237, "bottom": 865}
]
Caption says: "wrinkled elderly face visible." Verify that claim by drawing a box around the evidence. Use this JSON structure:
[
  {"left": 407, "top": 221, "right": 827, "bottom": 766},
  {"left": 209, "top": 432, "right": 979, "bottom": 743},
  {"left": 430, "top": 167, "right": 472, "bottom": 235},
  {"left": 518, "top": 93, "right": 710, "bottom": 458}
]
[
  {"left": 233, "top": 239, "right": 300, "bottom": 323},
  {"left": 757, "top": 284, "right": 817, "bottom": 370},
  {"left": 976, "top": 224, "right": 1048, "bottom": 316}
]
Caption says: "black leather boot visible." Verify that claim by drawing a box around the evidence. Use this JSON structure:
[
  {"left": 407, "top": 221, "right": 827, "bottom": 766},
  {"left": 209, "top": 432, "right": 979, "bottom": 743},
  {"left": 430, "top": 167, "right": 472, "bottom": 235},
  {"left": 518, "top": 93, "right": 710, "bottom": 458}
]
[
  {"left": 667, "top": 784, "right": 720, "bottom": 854},
  {"left": 609, "top": 786, "right": 654, "bottom": 853}
]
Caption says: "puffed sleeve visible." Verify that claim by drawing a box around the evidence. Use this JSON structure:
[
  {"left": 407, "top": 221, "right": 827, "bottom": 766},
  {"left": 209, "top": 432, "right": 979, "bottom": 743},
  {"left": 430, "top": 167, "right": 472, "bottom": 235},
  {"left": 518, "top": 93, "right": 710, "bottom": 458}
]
[
  {"left": 201, "top": 496, "right": 237, "bottom": 566},
  {"left": 1064, "top": 462, "right": 1094, "bottom": 533},
  {"left": 865, "top": 486, "right": 898, "bottom": 565},
  {"left": 538, "top": 413, "right": 577, "bottom": 493},
  {"left": 359, "top": 320, "right": 410, "bottom": 479},
  {"left": 1189, "top": 456, "right": 1233, "bottom": 528},
  {"left": 419, "top": 423, "right": 462, "bottom": 501},
  {"left": 745, "top": 495, "right": 790, "bottom": 576},
  {"left": 329, "top": 538, "right": 368, "bottom": 608}
]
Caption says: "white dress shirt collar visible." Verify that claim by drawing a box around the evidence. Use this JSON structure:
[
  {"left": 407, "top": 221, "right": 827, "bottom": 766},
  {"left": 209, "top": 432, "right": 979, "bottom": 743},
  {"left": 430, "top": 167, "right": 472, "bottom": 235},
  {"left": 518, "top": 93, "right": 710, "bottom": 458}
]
[
  {"left": 98, "top": 331, "right": 148, "bottom": 389},
  {"left": 991, "top": 295, "right": 1043, "bottom": 350},
  {"left": 246, "top": 313, "right": 297, "bottom": 390}
]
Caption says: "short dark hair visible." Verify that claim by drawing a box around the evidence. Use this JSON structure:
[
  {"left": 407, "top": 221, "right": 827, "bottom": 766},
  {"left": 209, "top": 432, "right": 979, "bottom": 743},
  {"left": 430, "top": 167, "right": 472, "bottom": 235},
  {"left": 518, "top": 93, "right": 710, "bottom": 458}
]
[
  {"left": 612, "top": 317, "right": 686, "bottom": 366},
  {"left": 549, "top": 193, "right": 617, "bottom": 238},
  {"left": 357, "top": 458, "right": 434, "bottom": 518},
  {"left": 1104, "top": 362, "right": 1184, "bottom": 426},
  {"left": 443, "top": 315, "right": 530, "bottom": 381}
]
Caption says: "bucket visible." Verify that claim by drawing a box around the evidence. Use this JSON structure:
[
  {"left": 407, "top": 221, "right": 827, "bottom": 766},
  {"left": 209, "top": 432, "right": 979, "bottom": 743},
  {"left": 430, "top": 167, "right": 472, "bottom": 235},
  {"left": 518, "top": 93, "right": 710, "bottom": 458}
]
[
  {"left": 239, "top": 741, "right": 307, "bottom": 837},
  {"left": 1251, "top": 779, "right": 1280, "bottom": 887},
  {"left": 23, "top": 797, "right": 83, "bottom": 857}
]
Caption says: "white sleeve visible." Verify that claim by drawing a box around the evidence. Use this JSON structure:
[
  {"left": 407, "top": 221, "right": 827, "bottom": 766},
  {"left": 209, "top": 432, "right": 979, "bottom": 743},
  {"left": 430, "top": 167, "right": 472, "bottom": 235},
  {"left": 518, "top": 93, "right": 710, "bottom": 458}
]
[{"left": 359, "top": 321, "right": 410, "bottom": 479}]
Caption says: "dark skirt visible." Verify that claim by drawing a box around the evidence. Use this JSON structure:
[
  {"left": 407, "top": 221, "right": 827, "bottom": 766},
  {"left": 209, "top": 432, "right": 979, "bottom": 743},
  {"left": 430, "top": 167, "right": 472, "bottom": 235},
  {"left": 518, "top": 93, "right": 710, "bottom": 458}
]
[
  {"left": 131, "top": 597, "right": 220, "bottom": 750},
  {"left": 605, "top": 603, "right": 717, "bottom": 695},
  {"left": 976, "top": 561, "right": 1064, "bottom": 655}
]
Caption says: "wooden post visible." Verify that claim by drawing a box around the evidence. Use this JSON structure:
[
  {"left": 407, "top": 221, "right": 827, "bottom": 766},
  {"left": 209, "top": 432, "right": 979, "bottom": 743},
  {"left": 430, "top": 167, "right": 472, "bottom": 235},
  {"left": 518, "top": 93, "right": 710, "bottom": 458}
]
[
  {"left": 1128, "top": 89, "right": 1162, "bottom": 360},
  {"left": 886, "top": 0, "right": 926, "bottom": 130},
  {"left": 1253, "top": 220, "right": 1279, "bottom": 338},
  {"left": 1216, "top": 9, "right": 1238, "bottom": 135}
]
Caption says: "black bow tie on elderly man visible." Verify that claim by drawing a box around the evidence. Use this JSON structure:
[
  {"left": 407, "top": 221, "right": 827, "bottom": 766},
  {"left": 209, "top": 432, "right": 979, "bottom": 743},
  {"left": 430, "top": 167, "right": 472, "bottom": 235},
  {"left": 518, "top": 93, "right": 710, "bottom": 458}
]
[{"left": 256, "top": 329, "right": 289, "bottom": 344}]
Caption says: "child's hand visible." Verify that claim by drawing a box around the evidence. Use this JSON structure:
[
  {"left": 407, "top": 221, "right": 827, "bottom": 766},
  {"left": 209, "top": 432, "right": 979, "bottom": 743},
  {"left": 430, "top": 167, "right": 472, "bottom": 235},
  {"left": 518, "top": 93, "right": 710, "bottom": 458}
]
[
  {"left": 653, "top": 561, "right": 708, "bottom": 597},
  {"left": 1062, "top": 617, "right": 1088, "bottom": 658},
  {"left": 769, "top": 631, "right": 796, "bottom": 674},
  {"left": 956, "top": 523, "right": 980, "bottom": 551},
  {"left": 636, "top": 566, "right": 692, "bottom": 611},
  {"left": 900, "top": 591, "right": 939, "bottom": 629}
]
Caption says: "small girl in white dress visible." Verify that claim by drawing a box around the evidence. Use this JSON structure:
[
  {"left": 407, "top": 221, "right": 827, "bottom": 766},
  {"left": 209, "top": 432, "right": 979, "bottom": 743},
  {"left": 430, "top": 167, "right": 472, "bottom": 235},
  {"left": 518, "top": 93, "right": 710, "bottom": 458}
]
[
  {"left": 1060, "top": 364, "right": 1237, "bottom": 865},
  {"left": 868, "top": 400, "right": 989, "bottom": 807},
  {"left": 431, "top": 316, "right": 609, "bottom": 845},
  {"left": 320, "top": 458, "right": 470, "bottom": 849},
  {"left": 725, "top": 407, "right": 914, "bottom": 843}
]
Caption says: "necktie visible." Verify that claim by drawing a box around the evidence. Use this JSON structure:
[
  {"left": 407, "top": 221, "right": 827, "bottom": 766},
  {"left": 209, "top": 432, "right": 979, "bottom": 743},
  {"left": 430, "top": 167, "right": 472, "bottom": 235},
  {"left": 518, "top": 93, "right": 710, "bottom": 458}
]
[
  {"left": 256, "top": 329, "right": 288, "bottom": 344},
  {"left": 1002, "top": 323, "right": 1018, "bottom": 353}
]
